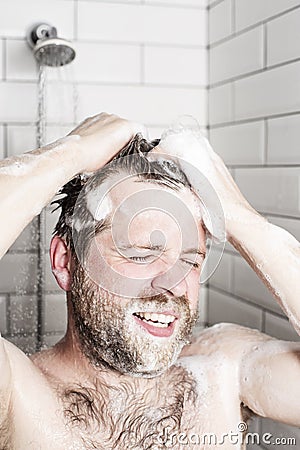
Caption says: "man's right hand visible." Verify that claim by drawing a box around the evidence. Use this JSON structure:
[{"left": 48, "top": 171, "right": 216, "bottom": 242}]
[{"left": 68, "top": 112, "right": 146, "bottom": 174}]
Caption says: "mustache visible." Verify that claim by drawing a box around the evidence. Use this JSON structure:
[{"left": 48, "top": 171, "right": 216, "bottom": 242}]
[{"left": 128, "top": 291, "right": 190, "bottom": 314}]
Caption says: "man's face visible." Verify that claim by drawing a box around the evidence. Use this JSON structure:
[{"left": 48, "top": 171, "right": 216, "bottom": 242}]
[{"left": 70, "top": 175, "right": 206, "bottom": 377}]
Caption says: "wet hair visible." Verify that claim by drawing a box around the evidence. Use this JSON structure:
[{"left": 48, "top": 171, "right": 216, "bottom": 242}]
[{"left": 52, "top": 133, "right": 191, "bottom": 258}]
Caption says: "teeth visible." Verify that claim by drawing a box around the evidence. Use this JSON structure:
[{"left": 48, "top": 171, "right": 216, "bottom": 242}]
[{"left": 135, "top": 312, "right": 176, "bottom": 326}]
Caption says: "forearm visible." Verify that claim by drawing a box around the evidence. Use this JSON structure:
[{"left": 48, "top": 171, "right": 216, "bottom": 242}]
[
  {"left": 0, "top": 135, "right": 81, "bottom": 258},
  {"left": 227, "top": 209, "right": 300, "bottom": 334}
]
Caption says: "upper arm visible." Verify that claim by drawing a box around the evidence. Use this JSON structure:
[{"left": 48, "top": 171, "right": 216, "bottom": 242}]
[{"left": 240, "top": 337, "right": 300, "bottom": 426}]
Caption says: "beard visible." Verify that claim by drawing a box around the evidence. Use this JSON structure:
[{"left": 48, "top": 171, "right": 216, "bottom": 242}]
[{"left": 70, "top": 262, "right": 199, "bottom": 378}]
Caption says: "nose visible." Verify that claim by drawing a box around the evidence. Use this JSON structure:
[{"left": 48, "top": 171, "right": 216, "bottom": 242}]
[{"left": 151, "top": 264, "right": 188, "bottom": 297}]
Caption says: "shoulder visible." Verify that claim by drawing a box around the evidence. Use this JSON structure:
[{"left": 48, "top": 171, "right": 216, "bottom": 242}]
[{"left": 181, "top": 322, "right": 275, "bottom": 361}]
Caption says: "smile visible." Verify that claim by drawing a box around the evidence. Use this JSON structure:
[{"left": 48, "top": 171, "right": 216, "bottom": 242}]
[{"left": 133, "top": 311, "right": 178, "bottom": 337}]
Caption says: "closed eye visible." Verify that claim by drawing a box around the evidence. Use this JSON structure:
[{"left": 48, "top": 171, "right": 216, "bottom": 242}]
[
  {"left": 128, "top": 255, "right": 155, "bottom": 263},
  {"left": 181, "top": 259, "right": 201, "bottom": 269}
]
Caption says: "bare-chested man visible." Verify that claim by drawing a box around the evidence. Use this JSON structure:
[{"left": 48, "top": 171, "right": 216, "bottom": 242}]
[{"left": 0, "top": 113, "right": 299, "bottom": 450}]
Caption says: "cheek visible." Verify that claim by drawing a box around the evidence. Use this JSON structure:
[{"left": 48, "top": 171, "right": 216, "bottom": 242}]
[{"left": 186, "top": 270, "right": 201, "bottom": 310}]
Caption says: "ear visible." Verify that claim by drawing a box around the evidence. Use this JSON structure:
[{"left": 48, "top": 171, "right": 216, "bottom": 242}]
[{"left": 50, "top": 235, "right": 72, "bottom": 291}]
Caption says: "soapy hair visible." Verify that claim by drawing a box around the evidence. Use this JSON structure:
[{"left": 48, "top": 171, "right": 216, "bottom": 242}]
[{"left": 52, "top": 133, "right": 190, "bottom": 258}]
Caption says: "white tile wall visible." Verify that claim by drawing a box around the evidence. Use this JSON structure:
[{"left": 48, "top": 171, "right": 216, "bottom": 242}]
[
  {"left": 10, "top": 295, "right": 37, "bottom": 333},
  {"left": 235, "top": 0, "right": 300, "bottom": 32},
  {"left": 209, "top": 0, "right": 232, "bottom": 44},
  {"left": 267, "top": 8, "right": 300, "bottom": 66},
  {"left": 234, "top": 167, "right": 300, "bottom": 217},
  {"left": 267, "top": 114, "right": 300, "bottom": 164},
  {"left": 144, "top": 0, "right": 207, "bottom": 7},
  {"left": 0, "top": 253, "right": 37, "bottom": 294},
  {"left": 6, "top": 39, "right": 37, "bottom": 80},
  {"left": 144, "top": 46, "right": 207, "bottom": 86},
  {"left": 0, "top": 295, "right": 7, "bottom": 334},
  {"left": 0, "top": 0, "right": 74, "bottom": 39},
  {"left": 0, "top": 40, "right": 3, "bottom": 80},
  {"left": 232, "top": 255, "right": 284, "bottom": 316},
  {"left": 7, "top": 125, "right": 36, "bottom": 156},
  {"left": 209, "top": 83, "right": 233, "bottom": 124},
  {"left": 73, "top": 42, "right": 141, "bottom": 83},
  {"left": 210, "top": 26, "right": 264, "bottom": 84},
  {"left": 0, "top": 82, "right": 37, "bottom": 122},
  {"left": 208, "top": 288, "right": 263, "bottom": 329},
  {"left": 77, "top": 84, "right": 207, "bottom": 126},
  {"left": 235, "top": 61, "right": 300, "bottom": 121},
  {"left": 209, "top": 121, "right": 264, "bottom": 165},
  {"left": 78, "top": 3, "right": 207, "bottom": 46},
  {"left": 265, "top": 312, "right": 300, "bottom": 341}
]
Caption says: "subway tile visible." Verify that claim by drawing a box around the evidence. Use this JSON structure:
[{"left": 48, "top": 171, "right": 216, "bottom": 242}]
[
  {"left": 0, "top": 1, "right": 74, "bottom": 39},
  {"left": 209, "top": 0, "right": 232, "bottom": 44},
  {"left": 234, "top": 167, "right": 300, "bottom": 217},
  {"left": 78, "top": 3, "right": 207, "bottom": 46},
  {"left": 0, "top": 296, "right": 7, "bottom": 335},
  {"left": 144, "top": 46, "right": 207, "bottom": 86},
  {"left": 210, "top": 26, "right": 263, "bottom": 83},
  {"left": 209, "top": 121, "right": 264, "bottom": 165},
  {"left": 232, "top": 255, "right": 284, "bottom": 316},
  {"left": 44, "top": 293, "right": 67, "bottom": 333},
  {"left": 207, "top": 288, "right": 263, "bottom": 329},
  {"left": 209, "top": 83, "right": 233, "bottom": 124},
  {"left": 6, "top": 39, "right": 37, "bottom": 80},
  {"left": 0, "top": 125, "right": 4, "bottom": 159},
  {"left": 0, "top": 40, "right": 3, "bottom": 80},
  {"left": 235, "top": 61, "right": 300, "bottom": 121},
  {"left": 199, "top": 285, "right": 208, "bottom": 325},
  {"left": 9, "top": 219, "right": 38, "bottom": 252},
  {"left": 10, "top": 294, "right": 37, "bottom": 334},
  {"left": 235, "top": 0, "right": 300, "bottom": 33},
  {"left": 265, "top": 312, "right": 300, "bottom": 341},
  {"left": 6, "top": 334, "right": 37, "bottom": 355},
  {"left": 0, "top": 82, "right": 37, "bottom": 122},
  {"left": 260, "top": 417, "right": 300, "bottom": 449},
  {"left": 7, "top": 125, "right": 36, "bottom": 156},
  {"left": 266, "top": 216, "right": 300, "bottom": 241},
  {"left": 207, "top": 249, "right": 232, "bottom": 291},
  {"left": 77, "top": 84, "right": 207, "bottom": 127},
  {"left": 73, "top": 42, "right": 141, "bottom": 83},
  {"left": 267, "top": 114, "right": 300, "bottom": 164},
  {"left": 267, "top": 8, "right": 300, "bottom": 67},
  {"left": 46, "top": 81, "right": 75, "bottom": 124},
  {"left": 144, "top": 0, "right": 207, "bottom": 6},
  {"left": 0, "top": 253, "right": 37, "bottom": 294}
]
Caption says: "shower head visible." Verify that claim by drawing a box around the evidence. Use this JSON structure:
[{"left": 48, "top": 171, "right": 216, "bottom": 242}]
[{"left": 27, "top": 22, "right": 76, "bottom": 67}]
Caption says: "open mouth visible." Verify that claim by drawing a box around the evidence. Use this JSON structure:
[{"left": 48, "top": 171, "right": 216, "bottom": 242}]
[{"left": 133, "top": 311, "right": 178, "bottom": 337}]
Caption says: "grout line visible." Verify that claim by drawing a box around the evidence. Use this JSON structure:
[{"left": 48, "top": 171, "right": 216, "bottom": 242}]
[
  {"left": 208, "top": 285, "right": 287, "bottom": 318},
  {"left": 74, "top": 0, "right": 79, "bottom": 41},
  {"left": 210, "top": 56, "right": 300, "bottom": 90},
  {"left": 209, "top": 3, "right": 300, "bottom": 49},
  {"left": 209, "top": 110, "right": 300, "bottom": 129},
  {"left": 263, "top": 119, "right": 268, "bottom": 164},
  {"left": 263, "top": 23, "right": 268, "bottom": 68}
]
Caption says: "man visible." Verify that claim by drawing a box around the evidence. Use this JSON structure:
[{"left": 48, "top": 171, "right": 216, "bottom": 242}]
[{"left": 0, "top": 113, "right": 299, "bottom": 449}]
